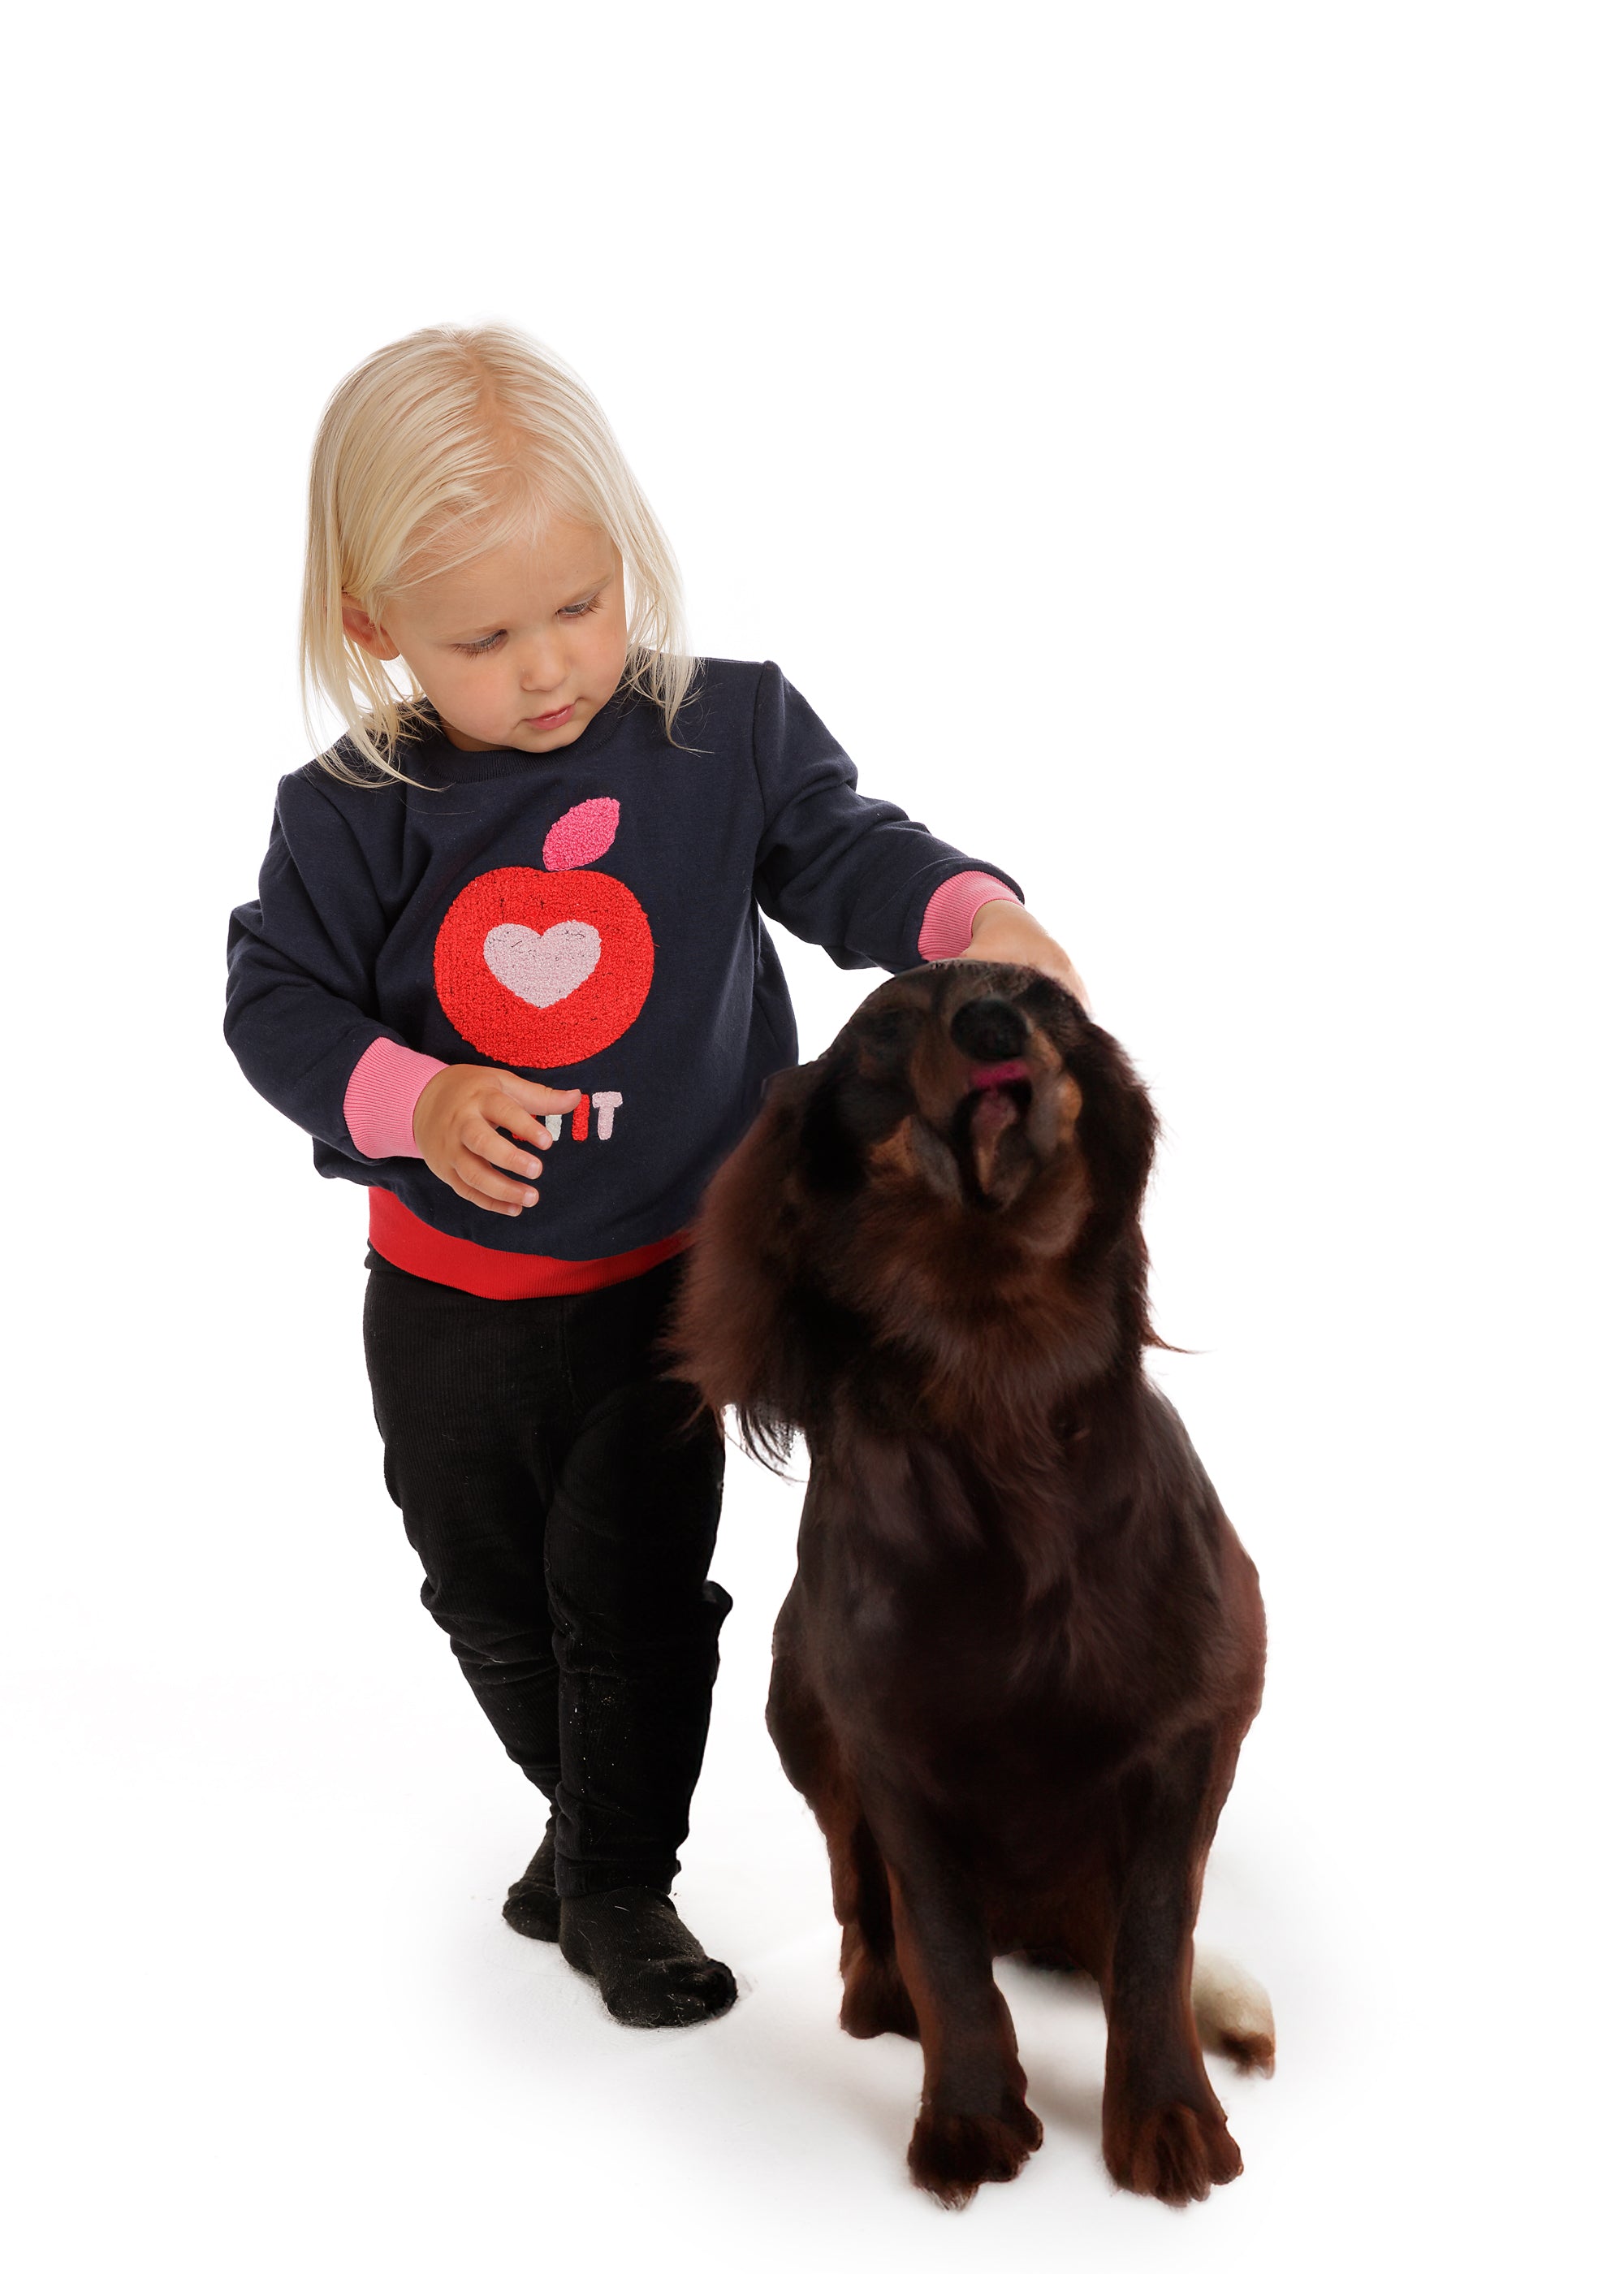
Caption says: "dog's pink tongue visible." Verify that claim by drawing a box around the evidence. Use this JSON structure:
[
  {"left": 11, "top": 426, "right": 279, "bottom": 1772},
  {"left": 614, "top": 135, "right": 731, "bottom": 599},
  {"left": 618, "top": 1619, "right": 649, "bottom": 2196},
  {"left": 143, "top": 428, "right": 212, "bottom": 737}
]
[
  {"left": 968, "top": 1058, "right": 1026, "bottom": 1090},
  {"left": 970, "top": 1087, "right": 1020, "bottom": 1139}
]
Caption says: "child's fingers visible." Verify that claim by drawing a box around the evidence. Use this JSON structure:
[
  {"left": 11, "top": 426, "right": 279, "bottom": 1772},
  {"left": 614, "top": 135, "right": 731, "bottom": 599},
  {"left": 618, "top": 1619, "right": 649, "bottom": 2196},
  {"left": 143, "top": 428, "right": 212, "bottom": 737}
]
[
  {"left": 488, "top": 1105, "right": 555, "bottom": 1153},
  {"left": 467, "top": 1124, "right": 547, "bottom": 1180},
  {"left": 499, "top": 1072, "right": 583, "bottom": 1115},
  {"left": 448, "top": 1154, "right": 539, "bottom": 1213}
]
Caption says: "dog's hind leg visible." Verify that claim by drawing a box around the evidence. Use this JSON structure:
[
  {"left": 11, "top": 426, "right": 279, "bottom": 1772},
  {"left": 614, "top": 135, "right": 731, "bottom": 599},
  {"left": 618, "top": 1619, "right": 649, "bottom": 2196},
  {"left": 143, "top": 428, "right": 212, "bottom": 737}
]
[
  {"left": 835, "top": 1813, "right": 918, "bottom": 2041},
  {"left": 767, "top": 1645, "right": 918, "bottom": 2039},
  {"left": 1191, "top": 1946, "right": 1275, "bottom": 2076}
]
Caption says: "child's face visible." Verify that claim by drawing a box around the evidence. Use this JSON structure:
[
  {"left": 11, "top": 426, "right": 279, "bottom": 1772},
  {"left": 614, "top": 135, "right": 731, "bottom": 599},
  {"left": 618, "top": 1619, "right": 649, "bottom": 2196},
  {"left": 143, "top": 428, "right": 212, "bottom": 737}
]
[{"left": 343, "top": 521, "right": 629, "bottom": 754}]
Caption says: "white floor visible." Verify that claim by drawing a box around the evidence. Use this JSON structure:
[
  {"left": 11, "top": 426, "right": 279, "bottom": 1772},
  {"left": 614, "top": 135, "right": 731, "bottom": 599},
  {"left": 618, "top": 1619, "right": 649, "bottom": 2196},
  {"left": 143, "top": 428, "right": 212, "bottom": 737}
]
[{"left": 7, "top": 1358, "right": 1595, "bottom": 2273}]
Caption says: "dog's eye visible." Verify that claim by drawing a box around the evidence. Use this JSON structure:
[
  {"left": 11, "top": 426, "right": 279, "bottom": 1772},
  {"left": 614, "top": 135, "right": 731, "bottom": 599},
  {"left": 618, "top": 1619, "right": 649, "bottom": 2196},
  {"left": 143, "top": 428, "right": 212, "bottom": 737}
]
[
  {"left": 1015, "top": 971, "right": 1089, "bottom": 1036},
  {"left": 797, "top": 1045, "right": 917, "bottom": 1196},
  {"left": 853, "top": 1007, "right": 924, "bottom": 1070},
  {"left": 839, "top": 1066, "right": 914, "bottom": 1136}
]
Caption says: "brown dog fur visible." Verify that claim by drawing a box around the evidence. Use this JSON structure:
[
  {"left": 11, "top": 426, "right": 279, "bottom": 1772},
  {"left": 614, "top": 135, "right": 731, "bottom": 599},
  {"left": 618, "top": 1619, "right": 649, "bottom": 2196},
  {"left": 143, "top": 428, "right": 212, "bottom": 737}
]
[{"left": 670, "top": 962, "right": 1268, "bottom": 2207}]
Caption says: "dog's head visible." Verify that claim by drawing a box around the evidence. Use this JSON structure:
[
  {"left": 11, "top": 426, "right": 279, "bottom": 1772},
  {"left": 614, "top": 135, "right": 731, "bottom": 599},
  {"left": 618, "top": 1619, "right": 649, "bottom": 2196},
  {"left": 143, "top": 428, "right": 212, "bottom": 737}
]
[{"left": 671, "top": 962, "right": 1160, "bottom": 1456}]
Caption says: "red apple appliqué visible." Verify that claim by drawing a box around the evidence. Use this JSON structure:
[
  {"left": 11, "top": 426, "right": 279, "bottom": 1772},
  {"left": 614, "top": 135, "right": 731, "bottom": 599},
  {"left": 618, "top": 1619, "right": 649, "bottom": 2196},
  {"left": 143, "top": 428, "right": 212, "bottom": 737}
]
[{"left": 433, "top": 798, "right": 654, "bottom": 1067}]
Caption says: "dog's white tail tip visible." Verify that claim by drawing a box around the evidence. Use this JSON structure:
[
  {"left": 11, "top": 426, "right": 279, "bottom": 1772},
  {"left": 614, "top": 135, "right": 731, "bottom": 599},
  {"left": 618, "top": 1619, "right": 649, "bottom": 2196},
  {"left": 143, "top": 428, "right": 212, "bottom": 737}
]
[{"left": 1192, "top": 1945, "right": 1276, "bottom": 2077}]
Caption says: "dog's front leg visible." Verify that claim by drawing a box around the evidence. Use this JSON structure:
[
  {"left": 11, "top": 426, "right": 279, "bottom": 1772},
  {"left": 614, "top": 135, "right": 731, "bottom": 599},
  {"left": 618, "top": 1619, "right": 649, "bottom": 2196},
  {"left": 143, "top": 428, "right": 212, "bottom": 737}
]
[
  {"left": 1100, "top": 1728, "right": 1244, "bottom": 2206},
  {"left": 862, "top": 1784, "right": 1043, "bottom": 2208}
]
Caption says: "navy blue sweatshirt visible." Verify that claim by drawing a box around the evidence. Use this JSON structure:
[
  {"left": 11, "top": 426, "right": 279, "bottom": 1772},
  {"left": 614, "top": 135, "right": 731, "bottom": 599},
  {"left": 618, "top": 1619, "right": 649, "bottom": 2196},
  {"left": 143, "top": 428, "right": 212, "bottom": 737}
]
[{"left": 225, "top": 659, "right": 1022, "bottom": 1262}]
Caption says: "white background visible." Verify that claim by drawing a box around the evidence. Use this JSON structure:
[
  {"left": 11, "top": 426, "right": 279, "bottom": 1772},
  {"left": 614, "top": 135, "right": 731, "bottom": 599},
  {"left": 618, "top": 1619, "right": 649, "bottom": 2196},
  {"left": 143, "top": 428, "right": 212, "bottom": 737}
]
[{"left": 3, "top": 4, "right": 1618, "bottom": 2268}]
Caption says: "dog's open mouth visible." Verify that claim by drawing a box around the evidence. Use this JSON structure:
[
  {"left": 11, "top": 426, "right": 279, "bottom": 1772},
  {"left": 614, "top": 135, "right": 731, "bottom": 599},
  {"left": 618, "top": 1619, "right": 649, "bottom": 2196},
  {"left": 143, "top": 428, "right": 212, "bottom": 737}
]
[{"left": 956, "top": 1058, "right": 1034, "bottom": 1199}]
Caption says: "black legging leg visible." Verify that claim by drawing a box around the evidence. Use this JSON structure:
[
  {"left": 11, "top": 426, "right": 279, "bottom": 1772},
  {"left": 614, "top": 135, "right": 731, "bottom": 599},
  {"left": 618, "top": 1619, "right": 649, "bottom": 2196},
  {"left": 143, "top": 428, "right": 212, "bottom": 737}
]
[
  {"left": 360, "top": 1249, "right": 728, "bottom": 1894},
  {"left": 362, "top": 1252, "right": 566, "bottom": 1796}
]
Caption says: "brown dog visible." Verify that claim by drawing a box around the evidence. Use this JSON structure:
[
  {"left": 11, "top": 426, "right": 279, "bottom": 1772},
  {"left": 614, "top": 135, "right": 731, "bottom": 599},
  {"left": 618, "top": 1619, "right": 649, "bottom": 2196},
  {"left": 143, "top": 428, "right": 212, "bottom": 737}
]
[{"left": 672, "top": 962, "right": 1271, "bottom": 2208}]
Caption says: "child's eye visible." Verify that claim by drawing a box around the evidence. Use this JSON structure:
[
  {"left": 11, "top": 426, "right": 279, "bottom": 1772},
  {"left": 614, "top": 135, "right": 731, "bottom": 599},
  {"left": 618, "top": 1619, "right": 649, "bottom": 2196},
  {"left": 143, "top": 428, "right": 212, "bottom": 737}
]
[
  {"left": 559, "top": 596, "right": 599, "bottom": 619},
  {"left": 456, "top": 630, "right": 505, "bottom": 655}
]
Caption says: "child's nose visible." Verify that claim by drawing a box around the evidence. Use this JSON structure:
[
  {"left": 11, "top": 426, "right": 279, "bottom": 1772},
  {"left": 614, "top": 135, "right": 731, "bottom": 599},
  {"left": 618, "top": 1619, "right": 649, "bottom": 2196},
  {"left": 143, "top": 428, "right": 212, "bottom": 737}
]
[{"left": 514, "top": 633, "right": 568, "bottom": 691}]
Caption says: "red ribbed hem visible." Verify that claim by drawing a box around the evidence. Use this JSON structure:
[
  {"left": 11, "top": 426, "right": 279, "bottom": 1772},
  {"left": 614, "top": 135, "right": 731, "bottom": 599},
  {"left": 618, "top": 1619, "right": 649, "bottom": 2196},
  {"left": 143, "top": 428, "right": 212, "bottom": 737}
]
[{"left": 368, "top": 1188, "right": 689, "bottom": 1299}]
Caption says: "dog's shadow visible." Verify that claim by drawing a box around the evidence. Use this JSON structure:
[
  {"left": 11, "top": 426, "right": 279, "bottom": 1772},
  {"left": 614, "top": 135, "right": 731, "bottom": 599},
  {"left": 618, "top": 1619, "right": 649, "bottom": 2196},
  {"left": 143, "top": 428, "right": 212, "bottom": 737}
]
[{"left": 748, "top": 1939, "right": 1112, "bottom": 2164}]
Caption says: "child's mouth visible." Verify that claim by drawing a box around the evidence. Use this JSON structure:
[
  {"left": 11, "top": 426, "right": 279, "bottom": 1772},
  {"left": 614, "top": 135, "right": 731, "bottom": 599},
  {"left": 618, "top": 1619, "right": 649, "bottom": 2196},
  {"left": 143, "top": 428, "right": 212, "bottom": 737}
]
[{"left": 525, "top": 702, "right": 576, "bottom": 731}]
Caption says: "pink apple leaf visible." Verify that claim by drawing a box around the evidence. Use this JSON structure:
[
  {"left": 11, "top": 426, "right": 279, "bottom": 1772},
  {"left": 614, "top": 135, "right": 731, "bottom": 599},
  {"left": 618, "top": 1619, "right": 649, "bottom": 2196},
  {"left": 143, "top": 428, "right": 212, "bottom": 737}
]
[
  {"left": 543, "top": 800, "right": 618, "bottom": 868},
  {"left": 542, "top": 797, "right": 620, "bottom": 872}
]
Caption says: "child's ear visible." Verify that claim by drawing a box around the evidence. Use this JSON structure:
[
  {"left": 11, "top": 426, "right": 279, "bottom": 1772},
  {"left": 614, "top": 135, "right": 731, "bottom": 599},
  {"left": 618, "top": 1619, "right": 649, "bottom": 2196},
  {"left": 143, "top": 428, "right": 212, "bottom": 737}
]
[{"left": 341, "top": 595, "right": 400, "bottom": 661}]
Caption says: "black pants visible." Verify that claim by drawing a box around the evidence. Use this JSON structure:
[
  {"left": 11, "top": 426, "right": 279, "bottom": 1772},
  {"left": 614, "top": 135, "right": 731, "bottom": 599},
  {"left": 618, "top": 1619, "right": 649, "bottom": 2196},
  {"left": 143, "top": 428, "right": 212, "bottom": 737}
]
[{"left": 361, "top": 1248, "right": 729, "bottom": 1900}]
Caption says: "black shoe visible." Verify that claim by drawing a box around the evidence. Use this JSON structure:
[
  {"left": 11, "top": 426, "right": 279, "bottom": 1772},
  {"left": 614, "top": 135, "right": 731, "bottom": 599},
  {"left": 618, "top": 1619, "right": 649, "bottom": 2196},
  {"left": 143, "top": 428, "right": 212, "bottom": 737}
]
[
  {"left": 502, "top": 1821, "right": 560, "bottom": 1942},
  {"left": 559, "top": 1887, "right": 737, "bottom": 2029}
]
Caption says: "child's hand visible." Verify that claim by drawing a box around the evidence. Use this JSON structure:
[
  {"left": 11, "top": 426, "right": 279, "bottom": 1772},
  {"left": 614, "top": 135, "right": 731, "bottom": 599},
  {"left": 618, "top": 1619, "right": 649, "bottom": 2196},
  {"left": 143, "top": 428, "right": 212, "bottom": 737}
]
[
  {"left": 412, "top": 1066, "right": 583, "bottom": 1217},
  {"left": 961, "top": 902, "right": 1091, "bottom": 1012}
]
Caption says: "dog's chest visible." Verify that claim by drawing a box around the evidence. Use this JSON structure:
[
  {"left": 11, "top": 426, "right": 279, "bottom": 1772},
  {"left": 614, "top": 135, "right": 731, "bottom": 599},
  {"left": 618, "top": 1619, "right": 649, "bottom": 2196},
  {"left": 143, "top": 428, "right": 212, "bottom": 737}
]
[
  {"left": 791, "top": 1416, "right": 1232, "bottom": 1779},
  {"left": 797, "top": 1523, "right": 1189, "bottom": 1781}
]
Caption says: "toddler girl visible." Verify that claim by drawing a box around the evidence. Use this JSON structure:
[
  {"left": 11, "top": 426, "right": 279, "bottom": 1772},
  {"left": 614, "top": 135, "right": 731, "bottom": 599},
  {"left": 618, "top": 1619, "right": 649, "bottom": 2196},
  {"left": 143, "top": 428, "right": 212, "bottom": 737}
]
[{"left": 225, "top": 324, "right": 1085, "bottom": 2029}]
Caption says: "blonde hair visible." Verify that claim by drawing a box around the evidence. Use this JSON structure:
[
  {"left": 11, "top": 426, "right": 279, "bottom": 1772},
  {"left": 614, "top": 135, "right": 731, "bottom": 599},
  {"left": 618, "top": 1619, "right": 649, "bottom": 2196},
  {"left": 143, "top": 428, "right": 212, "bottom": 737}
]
[{"left": 301, "top": 324, "right": 696, "bottom": 786}]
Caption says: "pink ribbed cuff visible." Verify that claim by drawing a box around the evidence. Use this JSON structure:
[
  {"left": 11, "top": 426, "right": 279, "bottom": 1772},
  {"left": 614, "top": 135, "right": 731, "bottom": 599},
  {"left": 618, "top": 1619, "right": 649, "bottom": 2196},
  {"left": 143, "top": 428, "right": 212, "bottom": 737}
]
[
  {"left": 343, "top": 1036, "right": 448, "bottom": 1161},
  {"left": 917, "top": 871, "right": 1021, "bottom": 961}
]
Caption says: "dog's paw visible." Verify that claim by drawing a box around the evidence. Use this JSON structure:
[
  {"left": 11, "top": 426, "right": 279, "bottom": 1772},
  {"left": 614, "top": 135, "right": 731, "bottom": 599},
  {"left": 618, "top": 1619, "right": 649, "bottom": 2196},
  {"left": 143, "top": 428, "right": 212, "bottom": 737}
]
[
  {"left": 1104, "top": 2099, "right": 1242, "bottom": 2206},
  {"left": 907, "top": 2099, "right": 1043, "bottom": 2209},
  {"left": 1192, "top": 1946, "right": 1276, "bottom": 2077},
  {"left": 839, "top": 1947, "right": 919, "bottom": 2040}
]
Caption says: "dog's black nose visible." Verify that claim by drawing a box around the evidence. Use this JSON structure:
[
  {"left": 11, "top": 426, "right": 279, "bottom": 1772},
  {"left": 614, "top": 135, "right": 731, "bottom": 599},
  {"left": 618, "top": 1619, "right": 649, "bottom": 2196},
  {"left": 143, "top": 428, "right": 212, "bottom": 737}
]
[{"left": 950, "top": 996, "right": 1027, "bottom": 1063}]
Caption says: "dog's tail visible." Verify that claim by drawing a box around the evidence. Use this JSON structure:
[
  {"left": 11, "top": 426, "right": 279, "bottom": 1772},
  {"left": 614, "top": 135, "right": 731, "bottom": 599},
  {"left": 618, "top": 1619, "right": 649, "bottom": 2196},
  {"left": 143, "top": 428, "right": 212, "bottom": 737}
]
[{"left": 1192, "top": 1947, "right": 1276, "bottom": 2077}]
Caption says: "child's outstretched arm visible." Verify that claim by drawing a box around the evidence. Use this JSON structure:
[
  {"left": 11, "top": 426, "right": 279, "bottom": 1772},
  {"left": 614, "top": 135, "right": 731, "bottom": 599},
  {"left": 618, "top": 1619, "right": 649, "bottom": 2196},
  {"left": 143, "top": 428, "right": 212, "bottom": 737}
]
[{"left": 745, "top": 665, "right": 1086, "bottom": 1001}]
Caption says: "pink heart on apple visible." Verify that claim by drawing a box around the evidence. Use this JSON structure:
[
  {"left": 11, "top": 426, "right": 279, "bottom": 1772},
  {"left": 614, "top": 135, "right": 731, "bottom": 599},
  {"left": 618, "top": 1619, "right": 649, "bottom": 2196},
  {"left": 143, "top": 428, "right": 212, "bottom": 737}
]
[{"left": 482, "top": 919, "right": 603, "bottom": 1009}]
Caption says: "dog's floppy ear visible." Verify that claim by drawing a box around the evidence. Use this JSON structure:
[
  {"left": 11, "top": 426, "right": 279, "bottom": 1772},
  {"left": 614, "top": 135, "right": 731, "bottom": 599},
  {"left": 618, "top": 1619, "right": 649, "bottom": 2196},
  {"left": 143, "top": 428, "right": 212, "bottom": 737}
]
[
  {"left": 667, "top": 1059, "right": 840, "bottom": 1463},
  {"left": 1069, "top": 1019, "right": 1160, "bottom": 1230},
  {"left": 1060, "top": 1016, "right": 1171, "bottom": 1352}
]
